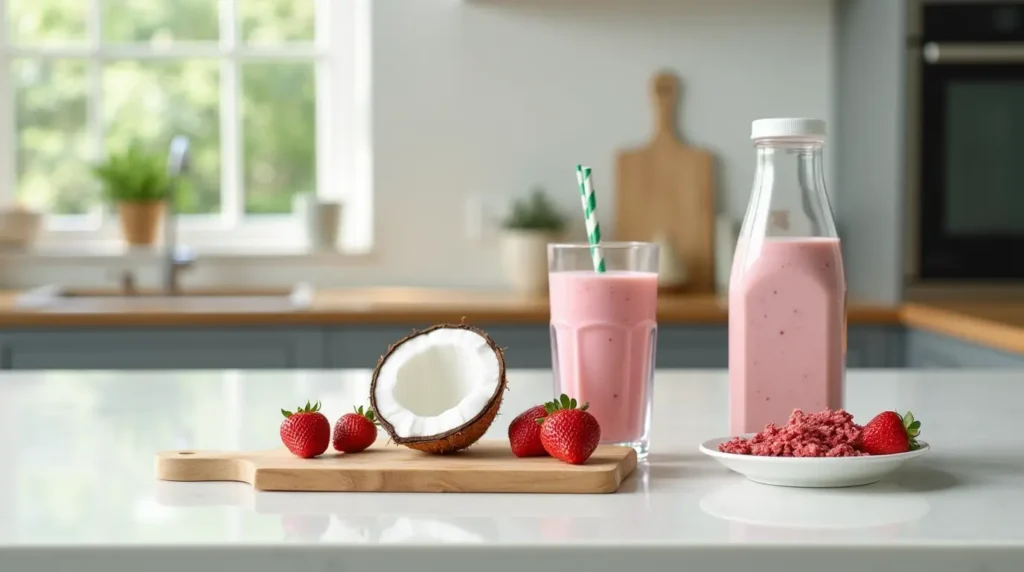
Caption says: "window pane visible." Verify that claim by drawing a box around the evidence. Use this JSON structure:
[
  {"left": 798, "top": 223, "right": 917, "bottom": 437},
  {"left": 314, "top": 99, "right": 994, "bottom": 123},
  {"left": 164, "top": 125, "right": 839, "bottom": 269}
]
[
  {"left": 103, "top": 61, "right": 221, "bottom": 214},
  {"left": 14, "top": 60, "right": 95, "bottom": 215},
  {"left": 8, "top": 0, "right": 87, "bottom": 45},
  {"left": 101, "top": 0, "right": 218, "bottom": 43},
  {"left": 242, "top": 63, "right": 315, "bottom": 214},
  {"left": 240, "top": 0, "right": 314, "bottom": 45}
]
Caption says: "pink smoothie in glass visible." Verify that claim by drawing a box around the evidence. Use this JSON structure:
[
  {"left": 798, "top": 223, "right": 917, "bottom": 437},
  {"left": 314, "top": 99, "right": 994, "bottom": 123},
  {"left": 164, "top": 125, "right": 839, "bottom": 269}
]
[
  {"left": 728, "top": 237, "right": 846, "bottom": 435},
  {"left": 548, "top": 270, "right": 658, "bottom": 444}
]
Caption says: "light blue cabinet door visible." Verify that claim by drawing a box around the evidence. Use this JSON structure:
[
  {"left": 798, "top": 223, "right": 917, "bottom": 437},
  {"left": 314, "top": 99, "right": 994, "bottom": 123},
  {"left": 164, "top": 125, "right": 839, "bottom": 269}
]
[
  {"left": 327, "top": 324, "right": 901, "bottom": 370},
  {"left": 329, "top": 325, "right": 679, "bottom": 368},
  {"left": 847, "top": 326, "right": 904, "bottom": 368},
  {"left": 656, "top": 326, "right": 729, "bottom": 368},
  {"left": 0, "top": 323, "right": 910, "bottom": 371},
  {"left": 655, "top": 326, "right": 901, "bottom": 369},
  {"left": 0, "top": 328, "right": 326, "bottom": 370},
  {"left": 326, "top": 325, "right": 552, "bottom": 370},
  {"left": 905, "top": 330, "right": 1024, "bottom": 368}
]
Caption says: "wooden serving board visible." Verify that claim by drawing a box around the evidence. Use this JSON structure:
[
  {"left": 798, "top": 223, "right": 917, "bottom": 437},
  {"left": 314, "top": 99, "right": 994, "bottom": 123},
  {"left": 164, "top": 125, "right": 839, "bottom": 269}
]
[
  {"left": 156, "top": 440, "right": 638, "bottom": 494},
  {"left": 616, "top": 71, "right": 716, "bottom": 292}
]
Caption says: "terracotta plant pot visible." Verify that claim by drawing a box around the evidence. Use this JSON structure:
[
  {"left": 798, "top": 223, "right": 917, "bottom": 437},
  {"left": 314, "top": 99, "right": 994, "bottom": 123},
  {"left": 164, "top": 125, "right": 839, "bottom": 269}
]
[{"left": 117, "top": 201, "right": 164, "bottom": 246}]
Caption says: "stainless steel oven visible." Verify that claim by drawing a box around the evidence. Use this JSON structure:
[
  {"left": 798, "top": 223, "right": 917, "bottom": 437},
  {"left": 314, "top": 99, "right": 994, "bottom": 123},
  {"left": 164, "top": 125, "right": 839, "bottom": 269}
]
[{"left": 909, "top": 1, "right": 1024, "bottom": 281}]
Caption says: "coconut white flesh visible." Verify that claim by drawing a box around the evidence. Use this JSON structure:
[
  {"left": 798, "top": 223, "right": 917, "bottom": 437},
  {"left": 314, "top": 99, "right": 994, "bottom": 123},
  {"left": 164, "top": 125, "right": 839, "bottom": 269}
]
[{"left": 374, "top": 327, "right": 501, "bottom": 439}]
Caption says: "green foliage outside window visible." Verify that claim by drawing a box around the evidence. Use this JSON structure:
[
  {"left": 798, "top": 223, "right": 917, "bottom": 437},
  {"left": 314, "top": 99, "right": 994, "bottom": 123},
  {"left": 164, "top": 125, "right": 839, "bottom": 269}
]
[{"left": 11, "top": 0, "right": 317, "bottom": 216}]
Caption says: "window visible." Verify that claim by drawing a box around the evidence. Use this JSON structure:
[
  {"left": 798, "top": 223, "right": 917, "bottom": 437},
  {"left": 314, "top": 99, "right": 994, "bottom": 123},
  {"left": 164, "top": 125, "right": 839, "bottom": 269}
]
[{"left": 0, "top": 0, "right": 370, "bottom": 253}]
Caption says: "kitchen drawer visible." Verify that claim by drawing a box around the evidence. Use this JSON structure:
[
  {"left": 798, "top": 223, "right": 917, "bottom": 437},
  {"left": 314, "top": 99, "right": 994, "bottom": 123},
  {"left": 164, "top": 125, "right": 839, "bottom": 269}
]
[
  {"left": 326, "top": 325, "right": 552, "bottom": 369},
  {"left": 905, "top": 329, "right": 1024, "bottom": 369},
  {"left": 0, "top": 327, "right": 326, "bottom": 370}
]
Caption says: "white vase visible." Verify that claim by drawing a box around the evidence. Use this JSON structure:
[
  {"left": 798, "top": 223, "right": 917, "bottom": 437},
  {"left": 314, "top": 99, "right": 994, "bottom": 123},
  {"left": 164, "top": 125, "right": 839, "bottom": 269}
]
[
  {"left": 715, "top": 214, "right": 739, "bottom": 295},
  {"left": 499, "top": 229, "right": 557, "bottom": 294},
  {"left": 293, "top": 194, "right": 343, "bottom": 252},
  {"left": 652, "top": 232, "right": 688, "bottom": 290}
]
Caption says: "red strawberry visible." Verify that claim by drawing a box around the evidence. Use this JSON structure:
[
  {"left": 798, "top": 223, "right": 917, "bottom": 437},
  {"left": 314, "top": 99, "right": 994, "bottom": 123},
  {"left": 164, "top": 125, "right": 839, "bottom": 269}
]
[
  {"left": 280, "top": 400, "right": 330, "bottom": 458},
  {"left": 508, "top": 404, "right": 549, "bottom": 457},
  {"left": 333, "top": 405, "right": 378, "bottom": 453},
  {"left": 538, "top": 394, "right": 601, "bottom": 465},
  {"left": 859, "top": 410, "right": 922, "bottom": 455}
]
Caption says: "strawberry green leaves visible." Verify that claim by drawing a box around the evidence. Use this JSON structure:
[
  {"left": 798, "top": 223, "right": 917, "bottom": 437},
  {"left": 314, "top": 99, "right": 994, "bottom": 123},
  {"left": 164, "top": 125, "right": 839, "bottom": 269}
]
[
  {"left": 354, "top": 405, "right": 378, "bottom": 425},
  {"left": 537, "top": 394, "right": 590, "bottom": 424},
  {"left": 901, "top": 411, "right": 922, "bottom": 451},
  {"left": 282, "top": 400, "right": 322, "bottom": 419}
]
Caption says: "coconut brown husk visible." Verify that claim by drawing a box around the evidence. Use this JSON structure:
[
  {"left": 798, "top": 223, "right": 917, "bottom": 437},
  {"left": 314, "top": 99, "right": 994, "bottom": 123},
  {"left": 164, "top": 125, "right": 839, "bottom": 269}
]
[{"left": 369, "top": 323, "right": 507, "bottom": 454}]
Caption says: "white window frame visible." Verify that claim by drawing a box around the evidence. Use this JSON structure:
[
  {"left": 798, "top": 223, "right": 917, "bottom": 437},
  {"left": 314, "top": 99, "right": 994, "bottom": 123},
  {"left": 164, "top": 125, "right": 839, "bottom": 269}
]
[{"left": 0, "top": 0, "right": 371, "bottom": 255}]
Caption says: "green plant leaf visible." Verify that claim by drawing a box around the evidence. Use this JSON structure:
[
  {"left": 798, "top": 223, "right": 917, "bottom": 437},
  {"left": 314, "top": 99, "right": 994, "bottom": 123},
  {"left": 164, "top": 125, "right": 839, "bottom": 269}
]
[
  {"left": 281, "top": 408, "right": 291, "bottom": 418},
  {"left": 501, "top": 187, "right": 565, "bottom": 232},
  {"left": 580, "top": 402, "right": 589, "bottom": 412},
  {"left": 560, "top": 394, "right": 570, "bottom": 409},
  {"left": 92, "top": 143, "right": 172, "bottom": 204}
]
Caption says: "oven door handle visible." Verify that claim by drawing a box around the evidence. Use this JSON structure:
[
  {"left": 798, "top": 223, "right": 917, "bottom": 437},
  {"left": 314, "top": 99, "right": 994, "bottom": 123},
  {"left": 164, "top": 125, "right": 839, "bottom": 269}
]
[{"left": 924, "top": 42, "right": 1024, "bottom": 64}]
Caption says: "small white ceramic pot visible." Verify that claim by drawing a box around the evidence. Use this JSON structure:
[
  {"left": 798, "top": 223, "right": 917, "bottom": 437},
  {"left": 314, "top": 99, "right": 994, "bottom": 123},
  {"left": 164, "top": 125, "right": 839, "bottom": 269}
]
[{"left": 499, "top": 229, "right": 558, "bottom": 294}]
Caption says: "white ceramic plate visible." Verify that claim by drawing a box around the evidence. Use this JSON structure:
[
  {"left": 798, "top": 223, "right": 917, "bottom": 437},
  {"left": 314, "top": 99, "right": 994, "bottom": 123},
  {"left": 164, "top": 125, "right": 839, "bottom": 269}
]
[{"left": 699, "top": 436, "right": 930, "bottom": 488}]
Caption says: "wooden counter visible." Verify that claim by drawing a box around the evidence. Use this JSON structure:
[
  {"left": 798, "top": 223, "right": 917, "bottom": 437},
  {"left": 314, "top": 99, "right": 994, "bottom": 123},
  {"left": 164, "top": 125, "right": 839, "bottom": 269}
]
[
  {"left": 901, "top": 301, "right": 1024, "bottom": 356},
  {"left": 0, "top": 288, "right": 1019, "bottom": 356},
  {"left": 0, "top": 288, "right": 900, "bottom": 327}
]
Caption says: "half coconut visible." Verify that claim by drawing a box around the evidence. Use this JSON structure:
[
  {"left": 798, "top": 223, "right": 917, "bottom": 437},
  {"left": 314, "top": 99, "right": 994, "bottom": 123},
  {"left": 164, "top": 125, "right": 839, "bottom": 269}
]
[{"left": 370, "top": 323, "right": 507, "bottom": 454}]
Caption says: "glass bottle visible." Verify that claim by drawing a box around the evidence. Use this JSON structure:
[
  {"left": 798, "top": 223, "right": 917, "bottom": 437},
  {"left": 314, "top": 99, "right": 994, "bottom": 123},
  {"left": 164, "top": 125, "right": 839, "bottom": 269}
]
[{"left": 728, "top": 118, "right": 846, "bottom": 435}]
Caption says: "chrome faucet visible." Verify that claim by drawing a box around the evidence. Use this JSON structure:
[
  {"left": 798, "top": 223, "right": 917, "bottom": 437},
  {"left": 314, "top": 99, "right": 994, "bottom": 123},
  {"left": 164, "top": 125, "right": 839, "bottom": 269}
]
[{"left": 163, "top": 136, "right": 196, "bottom": 295}]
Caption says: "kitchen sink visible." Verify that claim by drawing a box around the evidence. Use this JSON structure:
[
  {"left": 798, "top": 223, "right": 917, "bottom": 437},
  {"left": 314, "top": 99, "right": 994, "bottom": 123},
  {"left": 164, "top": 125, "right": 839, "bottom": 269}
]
[{"left": 14, "top": 284, "right": 314, "bottom": 312}]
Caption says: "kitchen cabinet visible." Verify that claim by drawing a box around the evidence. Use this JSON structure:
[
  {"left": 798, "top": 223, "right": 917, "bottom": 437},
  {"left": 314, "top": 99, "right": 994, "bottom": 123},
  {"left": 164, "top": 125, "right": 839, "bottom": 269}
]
[
  {"left": 0, "top": 324, "right": 1012, "bottom": 370},
  {"left": 0, "top": 328, "right": 327, "bottom": 370},
  {"left": 848, "top": 326, "right": 905, "bottom": 368},
  {"left": 326, "top": 325, "right": 901, "bottom": 370},
  {"left": 326, "top": 325, "right": 551, "bottom": 370},
  {"left": 905, "top": 330, "right": 1024, "bottom": 369}
]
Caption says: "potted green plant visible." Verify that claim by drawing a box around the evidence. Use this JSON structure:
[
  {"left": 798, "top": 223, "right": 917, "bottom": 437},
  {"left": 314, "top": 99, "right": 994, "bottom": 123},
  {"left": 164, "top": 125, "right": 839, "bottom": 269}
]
[
  {"left": 92, "top": 146, "right": 170, "bottom": 246},
  {"left": 499, "top": 187, "right": 566, "bottom": 293}
]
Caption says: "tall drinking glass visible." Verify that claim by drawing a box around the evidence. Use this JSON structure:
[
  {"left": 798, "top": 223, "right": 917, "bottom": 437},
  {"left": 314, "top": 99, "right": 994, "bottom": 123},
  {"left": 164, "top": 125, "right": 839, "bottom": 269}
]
[{"left": 547, "top": 242, "right": 659, "bottom": 459}]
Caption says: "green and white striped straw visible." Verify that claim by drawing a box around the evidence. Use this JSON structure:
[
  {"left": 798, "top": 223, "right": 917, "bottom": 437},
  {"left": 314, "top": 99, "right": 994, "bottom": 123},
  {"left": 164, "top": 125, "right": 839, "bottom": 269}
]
[{"left": 575, "top": 164, "right": 606, "bottom": 273}]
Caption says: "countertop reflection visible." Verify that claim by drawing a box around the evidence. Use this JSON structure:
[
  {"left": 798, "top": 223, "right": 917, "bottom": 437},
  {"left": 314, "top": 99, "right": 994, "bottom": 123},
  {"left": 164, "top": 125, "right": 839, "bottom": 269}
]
[{"left": 0, "top": 369, "right": 1022, "bottom": 557}]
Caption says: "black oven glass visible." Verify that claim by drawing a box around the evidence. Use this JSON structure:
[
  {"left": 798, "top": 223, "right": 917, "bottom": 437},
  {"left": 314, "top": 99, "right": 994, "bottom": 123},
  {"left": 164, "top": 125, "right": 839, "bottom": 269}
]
[
  {"left": 918, "top": 2, "right": 1024, "bottom": 279},
  {"left": 944, "top": 79, "right": 1024, "bottom": 236}
]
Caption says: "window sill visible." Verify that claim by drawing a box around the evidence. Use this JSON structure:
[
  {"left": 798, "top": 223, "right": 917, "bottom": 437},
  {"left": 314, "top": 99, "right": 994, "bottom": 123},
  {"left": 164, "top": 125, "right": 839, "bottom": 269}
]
[{"left": 0, "top": 243, "right": 374, "bottom": 265}]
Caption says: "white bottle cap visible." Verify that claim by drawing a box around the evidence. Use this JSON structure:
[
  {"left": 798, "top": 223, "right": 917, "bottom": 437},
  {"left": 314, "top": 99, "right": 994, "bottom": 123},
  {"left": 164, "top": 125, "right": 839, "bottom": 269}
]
[{"left": 750, "top": 118, "right": 826, "bottom": 141}]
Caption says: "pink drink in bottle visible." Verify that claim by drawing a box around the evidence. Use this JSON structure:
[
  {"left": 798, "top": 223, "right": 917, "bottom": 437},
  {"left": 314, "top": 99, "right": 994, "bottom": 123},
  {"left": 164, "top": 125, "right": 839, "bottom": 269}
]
[{"left": 728, "top": 118, "right": 846, "bottom": 435}]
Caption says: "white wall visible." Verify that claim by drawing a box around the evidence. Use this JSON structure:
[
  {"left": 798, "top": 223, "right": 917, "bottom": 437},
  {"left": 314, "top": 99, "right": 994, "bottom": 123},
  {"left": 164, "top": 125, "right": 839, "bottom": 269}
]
[
  {"left": 835, "top": 0, "right": 905, "bottom": 304},
  {"left": 370, "top": 0, "right": 834, "bottom": 287},
  {"left": 4, "top": 0, "right": 837, "bottom": 291}
]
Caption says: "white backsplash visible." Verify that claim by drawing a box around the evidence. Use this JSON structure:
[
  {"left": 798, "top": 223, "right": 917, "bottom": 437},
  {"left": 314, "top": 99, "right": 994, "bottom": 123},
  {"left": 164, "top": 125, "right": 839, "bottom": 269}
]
[{"left": 1, "top": 0, "right": 835, "bottom": 291}]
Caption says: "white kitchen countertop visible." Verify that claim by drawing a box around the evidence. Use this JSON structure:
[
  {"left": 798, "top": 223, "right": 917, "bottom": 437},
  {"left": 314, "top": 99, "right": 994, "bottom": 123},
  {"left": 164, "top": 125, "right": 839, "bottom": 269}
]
[{"left": 0, "top": 369, "right": 1022, "bottom": 572}]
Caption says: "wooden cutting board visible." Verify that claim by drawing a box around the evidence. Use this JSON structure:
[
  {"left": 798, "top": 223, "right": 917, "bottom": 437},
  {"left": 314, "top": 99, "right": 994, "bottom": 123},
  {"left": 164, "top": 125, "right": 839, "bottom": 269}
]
[
  {"left": 156, "top": 440, "right": 638, "bottom": 494},
  {"left": 616, "top": 71, "right": 715, "bottom": 292}
]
